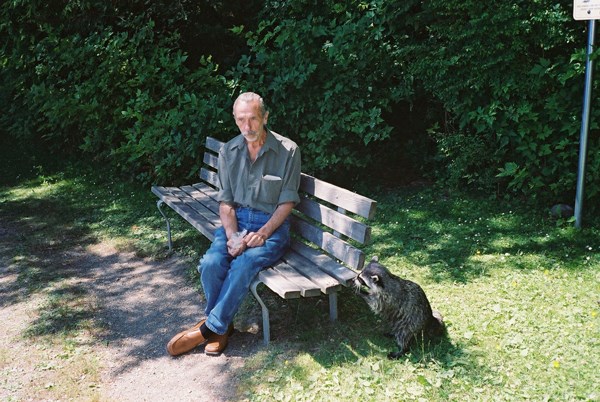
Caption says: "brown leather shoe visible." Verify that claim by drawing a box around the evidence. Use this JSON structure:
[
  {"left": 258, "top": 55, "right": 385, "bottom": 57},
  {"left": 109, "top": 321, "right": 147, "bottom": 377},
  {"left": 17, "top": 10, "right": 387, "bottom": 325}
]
[
  {"left": 204, "top": 324, "right": 234, "bottom": 356},
  {"left": 166, "top": 320, "right": 208, "bottom": 356}
]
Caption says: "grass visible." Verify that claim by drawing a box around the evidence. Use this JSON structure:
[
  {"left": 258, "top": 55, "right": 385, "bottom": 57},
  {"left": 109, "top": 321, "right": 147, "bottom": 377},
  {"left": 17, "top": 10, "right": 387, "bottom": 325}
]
[
  {"left": 238, "top": 189, "right": 599, "bottom": 401},
  {"left": 1, "top": 140, "right": 598, "bottom": 401}
]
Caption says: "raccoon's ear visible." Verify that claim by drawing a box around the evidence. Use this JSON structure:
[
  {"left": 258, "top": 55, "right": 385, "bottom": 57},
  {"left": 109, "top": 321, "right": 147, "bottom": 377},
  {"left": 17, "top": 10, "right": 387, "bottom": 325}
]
[
  {"left": 371, "top": 256, "right": 379, "bottom": 263},
  {"left": 371, "top": 275, "right": 380, "bottom": 283}
]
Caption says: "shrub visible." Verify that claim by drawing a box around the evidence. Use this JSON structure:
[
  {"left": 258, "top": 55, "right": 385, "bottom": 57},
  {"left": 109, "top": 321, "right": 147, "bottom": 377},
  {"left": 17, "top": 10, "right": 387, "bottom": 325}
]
[
  {"left": 1, "top": 3, "right": 233, "bottom": 184},
  {"left": 232, "top": 0, "right": 417, "bottom": 183},
  {"left": 400, "top": 0, "right": 600, "bottom": 209}
]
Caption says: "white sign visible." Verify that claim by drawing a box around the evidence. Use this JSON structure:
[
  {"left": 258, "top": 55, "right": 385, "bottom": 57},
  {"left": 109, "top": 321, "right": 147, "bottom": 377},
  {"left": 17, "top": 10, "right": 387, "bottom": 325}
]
[{"left": 574, "top": 0, "right": 600, "bottom": 20}]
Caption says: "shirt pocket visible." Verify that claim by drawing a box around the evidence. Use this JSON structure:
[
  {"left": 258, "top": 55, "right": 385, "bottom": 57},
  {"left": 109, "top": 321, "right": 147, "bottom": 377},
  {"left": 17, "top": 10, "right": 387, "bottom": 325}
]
[{"left": 258, "top": 175, "right": 283, "bottom": 204}]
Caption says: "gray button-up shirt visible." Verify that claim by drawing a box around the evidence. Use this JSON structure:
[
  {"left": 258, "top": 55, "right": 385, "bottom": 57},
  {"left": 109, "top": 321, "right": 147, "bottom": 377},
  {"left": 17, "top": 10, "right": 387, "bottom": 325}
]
[{"left": 216, "top": 130, "right": 301, "bottom": 214}]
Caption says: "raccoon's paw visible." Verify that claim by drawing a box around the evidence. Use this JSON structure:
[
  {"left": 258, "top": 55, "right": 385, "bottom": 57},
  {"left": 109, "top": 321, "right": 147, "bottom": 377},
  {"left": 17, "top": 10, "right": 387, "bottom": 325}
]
[{"left": 387, "top": 350, "right": 405, "bottom": 360}]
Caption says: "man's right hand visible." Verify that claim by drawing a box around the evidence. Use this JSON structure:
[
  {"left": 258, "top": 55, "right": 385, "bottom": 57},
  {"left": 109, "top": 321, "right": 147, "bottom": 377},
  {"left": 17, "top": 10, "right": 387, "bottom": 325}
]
[{"left": 227, "top": 233, "right": 247, "bottom": 257}]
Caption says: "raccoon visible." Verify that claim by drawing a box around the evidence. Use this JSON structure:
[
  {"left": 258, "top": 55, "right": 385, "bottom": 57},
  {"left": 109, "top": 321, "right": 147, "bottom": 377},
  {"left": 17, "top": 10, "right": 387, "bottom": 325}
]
[{"left": 354, "top": 257, "right": 446, "bottom": 359}]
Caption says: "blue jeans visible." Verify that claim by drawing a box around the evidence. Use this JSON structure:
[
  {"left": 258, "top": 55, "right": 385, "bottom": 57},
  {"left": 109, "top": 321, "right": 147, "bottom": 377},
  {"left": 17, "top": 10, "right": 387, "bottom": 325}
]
[{"left": 198, "top": 207, "right": 290, "bottom": 335}]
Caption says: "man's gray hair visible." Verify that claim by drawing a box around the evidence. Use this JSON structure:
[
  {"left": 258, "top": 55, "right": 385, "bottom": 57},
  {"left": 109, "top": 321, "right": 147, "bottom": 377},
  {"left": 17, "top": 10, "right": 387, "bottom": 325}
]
[{"left": 233, "top": 92, "right": 267, "bottom": 117}]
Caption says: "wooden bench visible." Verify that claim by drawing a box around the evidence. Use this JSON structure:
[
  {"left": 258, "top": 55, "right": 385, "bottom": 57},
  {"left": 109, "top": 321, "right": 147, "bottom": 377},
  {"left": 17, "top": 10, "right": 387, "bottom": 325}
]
[{"left": 151, "top": 136, "right": 377, "bottom": 345}]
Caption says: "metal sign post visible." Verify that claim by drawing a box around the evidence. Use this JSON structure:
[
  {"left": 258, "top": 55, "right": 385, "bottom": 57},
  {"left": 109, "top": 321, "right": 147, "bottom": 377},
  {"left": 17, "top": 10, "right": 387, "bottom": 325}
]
[{"left": 573, "top": 1, "right": 598, "bottom": 228}]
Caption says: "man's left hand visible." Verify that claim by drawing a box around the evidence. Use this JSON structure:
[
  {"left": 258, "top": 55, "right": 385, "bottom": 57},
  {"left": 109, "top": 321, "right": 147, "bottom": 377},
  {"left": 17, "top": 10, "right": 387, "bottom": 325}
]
[{"left": 245, "top": 232, "right": 267, "bottom": 248}]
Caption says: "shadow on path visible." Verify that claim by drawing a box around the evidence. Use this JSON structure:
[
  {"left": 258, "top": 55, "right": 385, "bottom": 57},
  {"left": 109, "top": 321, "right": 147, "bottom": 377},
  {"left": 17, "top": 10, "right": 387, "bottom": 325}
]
[{"left": 82, "top": 243, "right": 261, "bottom": 402}]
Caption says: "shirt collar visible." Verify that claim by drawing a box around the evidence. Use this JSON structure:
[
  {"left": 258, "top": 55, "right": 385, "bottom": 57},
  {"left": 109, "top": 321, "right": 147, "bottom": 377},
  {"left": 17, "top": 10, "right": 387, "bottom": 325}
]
[
  {"left": 229, "top": 129, "right": 278, "bottom": 154},
  {"left": 262, "top": 129, "right": 279, "bottom": 154}
]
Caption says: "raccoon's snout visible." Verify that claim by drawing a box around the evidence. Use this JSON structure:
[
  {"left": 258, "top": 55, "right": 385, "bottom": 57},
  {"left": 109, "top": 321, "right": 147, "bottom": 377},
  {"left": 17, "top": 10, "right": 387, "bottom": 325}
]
[{"left": 353, "top": 275, "right": 371, "bottom": 295}]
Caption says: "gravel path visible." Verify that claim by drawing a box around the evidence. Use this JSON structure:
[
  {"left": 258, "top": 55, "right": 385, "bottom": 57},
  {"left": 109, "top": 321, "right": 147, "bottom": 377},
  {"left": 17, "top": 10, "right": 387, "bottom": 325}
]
[
  {"left": 89, "top": 243, "right": 257, "bottom": 402},
  {"left": 0, "top": 240, "right": 262, "bottom": 401}
]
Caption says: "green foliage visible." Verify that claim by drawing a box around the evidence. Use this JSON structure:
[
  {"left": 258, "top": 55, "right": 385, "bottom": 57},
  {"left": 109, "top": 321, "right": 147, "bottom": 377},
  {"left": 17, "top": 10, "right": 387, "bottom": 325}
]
[
  {"left": 1, "top": 1, "right": 233, "bottom": 184},
  {"left": 432, "top": 128, "right": 501, "bottom": 191},
  {"left": 2, "top": 0, "right": 600, "bottom": 211},
  {"left": 400, "top": 1, "right": 599, "bottom": 208},
  {"left": 233, "top": 0, "right": 417, "bottom": 180},
  {"left": 230, "top": 0, "right": 600, "bottom": 211},
  {"left": 109, "top": 50, "right": 231, "bottom": 184}
]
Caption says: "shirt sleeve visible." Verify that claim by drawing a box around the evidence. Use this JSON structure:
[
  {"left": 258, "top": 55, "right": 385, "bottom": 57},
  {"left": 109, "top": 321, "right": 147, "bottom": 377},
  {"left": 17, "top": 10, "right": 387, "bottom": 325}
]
[
  {"left": 277, "top": 146, "right": 302, "bottom": 206},
  {"left": 216, "top": 147, "right": 234, "bottom": 204}
]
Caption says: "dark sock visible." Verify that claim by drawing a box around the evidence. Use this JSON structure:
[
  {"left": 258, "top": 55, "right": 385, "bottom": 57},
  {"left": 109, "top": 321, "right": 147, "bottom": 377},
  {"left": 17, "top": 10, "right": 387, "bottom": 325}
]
[{"left": 199, "top": 323, "right": 214, "bottom": 338}]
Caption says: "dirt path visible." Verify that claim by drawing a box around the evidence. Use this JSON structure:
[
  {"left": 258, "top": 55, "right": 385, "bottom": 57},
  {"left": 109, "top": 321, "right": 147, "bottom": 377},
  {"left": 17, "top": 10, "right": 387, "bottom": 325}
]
[{"left": 0, "top": 240, "right": 262, "bottom": 401}]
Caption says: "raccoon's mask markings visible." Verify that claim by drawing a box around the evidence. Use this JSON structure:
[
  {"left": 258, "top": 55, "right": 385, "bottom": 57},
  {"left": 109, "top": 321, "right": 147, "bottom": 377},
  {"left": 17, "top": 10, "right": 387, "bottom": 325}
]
[{"left": 355, "top": 273, "right": 384, "bottom": 295}]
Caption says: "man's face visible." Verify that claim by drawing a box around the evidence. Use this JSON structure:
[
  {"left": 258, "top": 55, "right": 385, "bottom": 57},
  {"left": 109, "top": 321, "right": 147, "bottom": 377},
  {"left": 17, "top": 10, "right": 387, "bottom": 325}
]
[{"left": 233, "top": 100, "right": 268, "bottom": 143}]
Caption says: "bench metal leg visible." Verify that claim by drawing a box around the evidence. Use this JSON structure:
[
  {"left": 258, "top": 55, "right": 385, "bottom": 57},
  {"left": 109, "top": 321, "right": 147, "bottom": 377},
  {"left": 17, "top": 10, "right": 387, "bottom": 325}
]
[
  {"left": 329, "top": 292, "right": 338, "bottom": 322},
  {"left": 156, "top": 200, "right": 173, "bottom": 252},
  {"left": 250, "top": 280, "right": 270, "bottom": 346}
]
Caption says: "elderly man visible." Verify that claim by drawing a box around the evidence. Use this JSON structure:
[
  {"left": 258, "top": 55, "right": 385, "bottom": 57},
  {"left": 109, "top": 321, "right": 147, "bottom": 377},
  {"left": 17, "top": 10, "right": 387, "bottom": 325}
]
[{"left": 167, "top": 92, "right": 301, "bottom": 356}]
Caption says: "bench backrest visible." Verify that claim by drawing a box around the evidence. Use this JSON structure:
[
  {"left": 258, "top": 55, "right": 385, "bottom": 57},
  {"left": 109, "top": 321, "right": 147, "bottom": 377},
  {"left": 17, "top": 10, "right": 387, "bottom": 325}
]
[{"left": 199, "top": 136, "right": 377, "bottom": 271}]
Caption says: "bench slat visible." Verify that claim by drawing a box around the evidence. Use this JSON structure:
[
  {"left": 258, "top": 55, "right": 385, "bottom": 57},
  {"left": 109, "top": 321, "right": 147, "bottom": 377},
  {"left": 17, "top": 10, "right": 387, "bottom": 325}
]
[
  {"left": 206, "top": 136, "right": 224, "bottom": 153},
  {"left": 151, "top": 186, "right": 218, "bottom": 241},
  {"left": 281, "top": 250, "right": 342, "bottom": 294},
  {"left": 180, "top": 185, "right": 220, "bottom": 215},
  {"left": 168, "top": 187, "right": 220, "bottom": 227},
  {"left": 299, "top": 174, "right": 377, "bottom": 220},
  {"left": 295, "top": 197, "right": 371, "bottom": 244},
  {"left": 289, "top": 240, "right": 358, "bottom": 286},
  {"left": 270, "top": 261, "right": 322, "bottom": 297},
  {"left": 255, "top": 269, "right": 302, "bottom": 299},
  {"left": 193, "top": 182, "right": 219, "bottom": 198},
  {"left": 203, "top": 152, "right": 219, "bottom": 170},
  {"left": 290, "top": 216, "right": 364, "bottom": 270},
  {"left": 200, "top": 167, "right": 220, "bottom": 188},
  {"left": 192, "top": 183, "right": 220, "bottom": 212}
]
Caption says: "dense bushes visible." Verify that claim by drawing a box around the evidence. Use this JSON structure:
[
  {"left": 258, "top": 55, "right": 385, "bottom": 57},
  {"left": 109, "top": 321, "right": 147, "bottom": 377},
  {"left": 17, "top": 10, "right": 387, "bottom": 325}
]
[
  {"left": 402, "top": 1, "right": 598, "bottom": 205},
  {"left": 2, "top": 0, "right": 599, "bottom": 213},
  {"left": 235, "top": 2, "right": 411, "bottom": 179},
  {"left": 237, "top": 0, "right": 599, "bottom": 208},
  {"left": 1, "top": 1, "right": 246, "bottom": 184}
]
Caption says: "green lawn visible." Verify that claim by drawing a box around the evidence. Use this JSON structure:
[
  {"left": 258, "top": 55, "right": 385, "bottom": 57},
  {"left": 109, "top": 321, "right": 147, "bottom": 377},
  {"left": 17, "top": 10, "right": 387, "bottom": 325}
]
[
  {"left": 1, "top": 147, "right": 598, "bottom": 401},
  {"left": 236, "top": 189, "right": 599, "bottom": 401}
]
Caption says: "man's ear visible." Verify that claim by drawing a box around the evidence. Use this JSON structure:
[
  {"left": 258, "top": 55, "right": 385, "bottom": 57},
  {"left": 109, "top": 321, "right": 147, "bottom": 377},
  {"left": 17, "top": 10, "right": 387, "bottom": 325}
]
[{"left": 263, "top": 111, "right": 269, "bottom": 125}]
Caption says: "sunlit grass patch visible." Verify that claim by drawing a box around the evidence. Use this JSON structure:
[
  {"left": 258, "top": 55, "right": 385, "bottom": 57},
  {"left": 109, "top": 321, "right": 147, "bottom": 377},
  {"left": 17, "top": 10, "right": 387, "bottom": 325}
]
[
  {"left": 6, "top": 334, "right": 103, "bottom": 401},
  {"left": 242, "top": 262, "right": 599, "bottom": 401},
  {"left": 236, "top": 187, "right": 600, "bottom": 401}
]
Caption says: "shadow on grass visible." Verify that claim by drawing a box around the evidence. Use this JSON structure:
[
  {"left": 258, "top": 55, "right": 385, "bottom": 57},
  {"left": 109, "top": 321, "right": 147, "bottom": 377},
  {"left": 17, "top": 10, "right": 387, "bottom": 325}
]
[
  {"left": 23, "top": 283, "right": 96, "bottom": 337},
  {"left": 246, "top": 286, "right": 501, "bottom": 401},
  {"left": 365, "top": 187, "right": 599, "bottom": 284},
  {"left": 0, "top": 193, "right": 100, "bottom": 308},
  {"left": 255, "top": 286, "right": 461, "bottom": 362}
]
